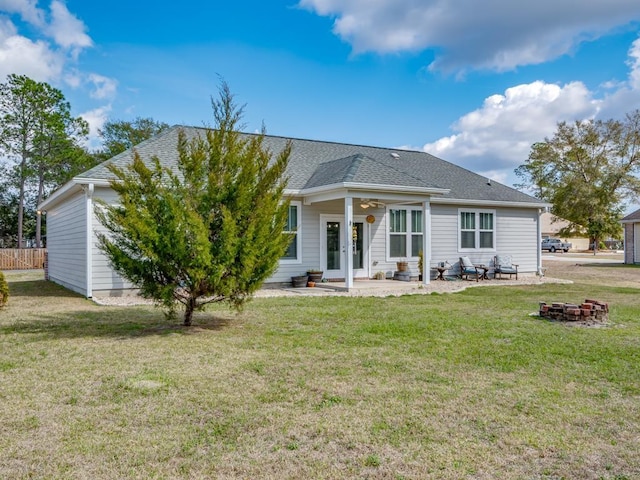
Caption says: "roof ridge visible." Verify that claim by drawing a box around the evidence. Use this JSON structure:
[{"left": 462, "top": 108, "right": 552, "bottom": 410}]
[{"left": 183, "top": 124, "right": 419, "bottom": 156}]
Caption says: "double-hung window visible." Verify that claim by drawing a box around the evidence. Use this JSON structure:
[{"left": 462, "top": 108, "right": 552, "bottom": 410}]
[
  {"left": 459, "top": 209, "right": 495, "bottom": 251},
  {"left": 281, "top": 201, "right": 301, "bottom": 263},
  {"left": 388, "top": 207, "right": 423, "bottom": 259}
]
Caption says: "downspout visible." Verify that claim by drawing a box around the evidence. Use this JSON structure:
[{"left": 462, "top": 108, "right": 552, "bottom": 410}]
[
  {"left": 422, "top": 199, "right": 431, "bottom": 285},
  {"left": 537, "top": 208, "right": 543, "bottom": 276},
  {"left": 86, "top": 183, "right": 94, "bottom": 298}
]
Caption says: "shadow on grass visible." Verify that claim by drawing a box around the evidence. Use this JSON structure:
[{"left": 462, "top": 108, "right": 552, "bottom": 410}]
[
  {"left": 0, "top": 306, "right": 235, "bottom": 340},
  {"left": 8, "top": 279, "right": 84, "bottom": 298}
]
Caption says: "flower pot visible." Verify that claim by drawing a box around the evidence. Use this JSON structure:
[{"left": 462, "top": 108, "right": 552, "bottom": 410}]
[
  {"left": 307, "top": 281, "right": 316, "bottom": 288},
  {"left": 307, "top": 271, "right": 323, "bottom": 283},
  {"left": 291, "top": 275, "right": 308, "bottom": 288},
  {"left": 396, "top": 261, "right": 408, "bottom": 272}
]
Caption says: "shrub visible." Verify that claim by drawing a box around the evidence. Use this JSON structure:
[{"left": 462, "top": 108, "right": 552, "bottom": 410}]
[{"left": 0, "top": 271, "right": 8, "bottom": 307}]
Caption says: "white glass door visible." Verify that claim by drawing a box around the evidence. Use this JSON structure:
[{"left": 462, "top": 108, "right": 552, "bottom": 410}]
[{"left": 320, "top": 215, "right": 369, "bottom": 279}]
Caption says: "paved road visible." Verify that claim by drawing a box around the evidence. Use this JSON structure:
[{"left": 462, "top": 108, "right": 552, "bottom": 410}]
[{"left": 542, "top": 252, "right": 623, "bottom": 264}]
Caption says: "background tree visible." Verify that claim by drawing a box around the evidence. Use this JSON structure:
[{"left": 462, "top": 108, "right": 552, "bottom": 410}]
[
  {"left": 516, "top": 111, "right": 640, "bottom": 252},
  {"left": 0, "top": 74, "right": 91, "bottom": 248},
  {"left": 96, "top": 117, "right": 170, "bottom": 160},
  {"left": 96, "top": 83, "right": 293, "bottom": 326}
]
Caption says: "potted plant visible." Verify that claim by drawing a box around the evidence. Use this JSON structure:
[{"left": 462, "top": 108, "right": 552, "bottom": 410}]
[
  {"left": 291, "top": 274, "right": 308, "bottom": 288},
  {"left": 418, "top": 250, "right": 423, "bottom": 281},
  {"left": 307, "top": 268, "right": 323, "bottom": 283}
]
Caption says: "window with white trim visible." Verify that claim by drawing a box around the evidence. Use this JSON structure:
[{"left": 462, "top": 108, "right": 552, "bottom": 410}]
[
  {"left": 281, "top": 202, "right": 301, "bottom": 263},
  {"left": 458, "top": 209, "right": 495, "bottom": 251},
  {"left": 387, "top": 206, "right": 423, "bottom": 259}
]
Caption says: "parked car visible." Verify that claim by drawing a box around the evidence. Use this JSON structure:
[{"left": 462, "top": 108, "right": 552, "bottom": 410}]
[{"left": 541, "top": 238, "right": 572, "bottom": 253}]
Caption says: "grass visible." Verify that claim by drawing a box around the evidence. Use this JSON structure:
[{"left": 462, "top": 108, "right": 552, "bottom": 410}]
[{"left": 0, "top": 268, "right": 639, "bottom": 479}]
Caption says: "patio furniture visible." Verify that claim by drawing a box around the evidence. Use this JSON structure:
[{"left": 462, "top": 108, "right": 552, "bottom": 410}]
[
  {"left": 433, "top": 261, "right": 452, "bottom": 281},
  {"left": 459, "top": 256, "right": 480, "bottom": 282},
  {"left": 475, "top": 264, "right": 490, "bottom": 280},
  {"left": 493, "top": 255, "right": 518, "bottom": 280}
]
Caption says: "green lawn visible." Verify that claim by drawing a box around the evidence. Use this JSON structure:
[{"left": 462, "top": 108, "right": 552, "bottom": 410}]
[{"left": 1, "top": 270, "right": 639, "bottom": 479}]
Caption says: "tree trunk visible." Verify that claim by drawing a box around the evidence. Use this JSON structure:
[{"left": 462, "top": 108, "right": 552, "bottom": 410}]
[
  {"left": 17, "top": 175, "right": 25, "bottom": 249},
  {"left": 183, "top": 299, "right": 195, "bottom": 327},
  {"left": 35, "top": 171, "right": 45, "bottom": 248},
  {"left": 17, "top": 149, "right": 28, "bottom": 249}
]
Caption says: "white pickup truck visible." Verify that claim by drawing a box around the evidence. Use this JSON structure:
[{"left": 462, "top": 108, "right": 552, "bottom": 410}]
[{"left": 541, "top": 238, "right": 572, "bottom": 253}]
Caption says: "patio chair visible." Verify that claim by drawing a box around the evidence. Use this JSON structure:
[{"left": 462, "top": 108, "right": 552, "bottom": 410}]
[
  {"left": 493, "top": 255, "right": 518, "bottom": 280},
  {"left": 459, "top": 256, "right": 480, "bottom": 282}
]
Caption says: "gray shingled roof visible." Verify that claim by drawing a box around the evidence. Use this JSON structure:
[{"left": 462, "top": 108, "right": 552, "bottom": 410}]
[
  {"left": 77, "top": 125, "right": 542, "bottom": 205},
  {"left": 622, "top": 208, "right": 640, "bottom": 222}
]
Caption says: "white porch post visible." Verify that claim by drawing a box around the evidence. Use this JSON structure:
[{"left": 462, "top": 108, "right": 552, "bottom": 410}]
[
  {"left": 422, "top": 200, "right": 431, "bottom": 285},
  {"left": 345, "top": 196, "right": 354, "bottom": 289}
]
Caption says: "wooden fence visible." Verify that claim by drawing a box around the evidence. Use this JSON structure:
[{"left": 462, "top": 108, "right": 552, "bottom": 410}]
[{"left": 0, "top": 248, "right": 47, "bottom": 270}]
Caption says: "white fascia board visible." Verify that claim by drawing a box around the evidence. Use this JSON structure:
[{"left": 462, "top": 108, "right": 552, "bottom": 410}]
[
  {"left": 39, "top": 177, "right": 112, "bottom": 211},
  {"left": 301, "top": 183, "right": 449, "bottom": 205},
  {"left": 38, "top": 180, "right": 82, "bottom": 211},
  {"left": 73, "top": 177, "right": 111, "bottom": 187},
  {"left": 431, "top": 197, "right": 551, "bottom": 209}
]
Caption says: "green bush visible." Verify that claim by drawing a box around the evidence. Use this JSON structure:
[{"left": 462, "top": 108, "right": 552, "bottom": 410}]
[{"left": 0, "top": 271, "right": 8, "bottom": 307}]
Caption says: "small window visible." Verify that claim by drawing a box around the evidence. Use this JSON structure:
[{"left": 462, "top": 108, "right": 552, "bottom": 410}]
[
  {"left": 389, "top": 209, "right": 407, "bottom": 257},
  {"left": 281, "top": 202, "right": 301, "bottom": 263},
  {"left": 458, "top": 209, "right": 495, "bottom": 251}
]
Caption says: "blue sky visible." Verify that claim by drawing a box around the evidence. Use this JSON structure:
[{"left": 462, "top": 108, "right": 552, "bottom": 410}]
[{"left": 1, "top": 0, "right": 640, "bottom": 195}]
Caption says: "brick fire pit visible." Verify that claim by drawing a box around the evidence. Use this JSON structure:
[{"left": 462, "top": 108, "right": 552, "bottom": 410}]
[{"left": 539, "top": 299, "right": 609, "bottom": 323}]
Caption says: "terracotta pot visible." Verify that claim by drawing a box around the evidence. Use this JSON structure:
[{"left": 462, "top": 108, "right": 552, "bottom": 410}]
[{"left": 307, "top": 281, "right": 316, "bottom": 288}]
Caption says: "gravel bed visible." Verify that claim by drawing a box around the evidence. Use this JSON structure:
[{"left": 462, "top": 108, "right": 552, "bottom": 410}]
[{"left": 92, "top": 275, "right": 570, "bottom": 306}]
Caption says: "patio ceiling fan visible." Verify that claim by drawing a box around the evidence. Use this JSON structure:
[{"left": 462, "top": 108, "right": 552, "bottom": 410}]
[{"left": 359, "top": 199, "right": 385, "bottom": 209}]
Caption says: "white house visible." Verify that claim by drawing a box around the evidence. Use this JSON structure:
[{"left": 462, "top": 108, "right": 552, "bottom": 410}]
[
  {"left": 39, "top": 126, "right": 549, "bottom": 297},
  {"left": 622, "top": 208, "right": 640, "bottom": 264}
]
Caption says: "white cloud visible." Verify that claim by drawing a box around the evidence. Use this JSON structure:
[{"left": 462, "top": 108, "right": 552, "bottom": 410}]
[
  {"left": 419, "top": 81, "right": 597, "bottom": 175},
  {"left": 80, "top": 105, "right": 111, "bottom": 150},
  {"left": 0, "top": 0, "right": 45, "bottom": 26},
  {"left": 0, "top": 0, "right": 93, "bottom": 83},
  {"left": 627, "top": 37, "right": 640, "bottom": 90},
  {"left": 88, "top": 73, "right": 117, "bottom": 100},
  {"left": 416, "top": 38, "right": 640, "bottom": 185},
  {"left": 299, "top": 0, "right": 640, "bottom": 72},
  {"left": 46, "top": 0, "right": 92, "bottom": 55},
  {"left": 0, "top": 18, "right": 63, "bottom": 81}
]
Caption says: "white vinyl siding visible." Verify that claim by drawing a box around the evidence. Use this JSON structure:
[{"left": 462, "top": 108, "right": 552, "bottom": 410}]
[
  {"left": 91, "top": 187, "right": 136, "bottom": 293},
  {"left": 45, "top": 191, "right": 87, "bottom": 295},
  {"left": 431, "top": 205, "right": 539, "bottom": 273}
]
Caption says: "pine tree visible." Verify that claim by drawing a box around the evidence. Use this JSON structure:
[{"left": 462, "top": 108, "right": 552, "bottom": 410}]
[{"left": 96, "top": 83, "right": 292, "bottom": 325}]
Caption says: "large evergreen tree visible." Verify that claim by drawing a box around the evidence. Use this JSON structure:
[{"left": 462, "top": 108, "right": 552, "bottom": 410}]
[
  {"left": 0, "top": 74, "right": 91, "bottom": 247},
  {"left": 96, "top": 117, "right": 170, "bottom": 160},
  {"left": 516, "top": 111, "right": 640, "bottom": 251},
  {"left": 96, "top": 83, "right": 293, "bottom": 325}
]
